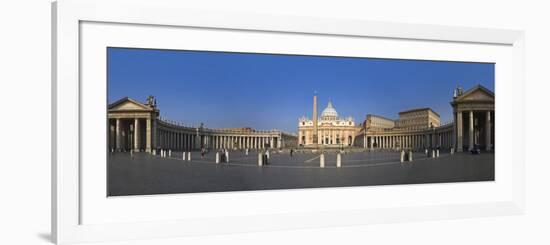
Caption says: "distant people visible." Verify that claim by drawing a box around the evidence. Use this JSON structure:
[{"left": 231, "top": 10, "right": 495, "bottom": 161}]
[
  {"left": 290, "top": 149, "right": 294, "bottom": 157},
  {"left": 201, "top": 148, "right": 205, "bottom": 159}
]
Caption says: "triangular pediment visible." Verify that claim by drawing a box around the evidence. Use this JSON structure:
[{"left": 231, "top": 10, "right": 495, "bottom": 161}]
[
  {"left": 108, "top": 97, "right": 153, "bottom": 111},
  {"left": 455, "top": 85, "right": 494, "bottom": 102}
]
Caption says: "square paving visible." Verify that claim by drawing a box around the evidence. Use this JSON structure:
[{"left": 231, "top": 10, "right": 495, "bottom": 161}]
[{"left": 108, "top": 150, "right": 494, "bottom": 196}]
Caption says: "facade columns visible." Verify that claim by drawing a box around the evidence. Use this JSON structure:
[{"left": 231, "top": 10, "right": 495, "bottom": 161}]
[
  {"left": 456, "top": 111, "right": 463, "bottom": 152},
  {"left": 469, "top": 110, "right": 474, "bottom": 151},
  {"left": 109, "top": 122, "right": 115, "bottom": 150},
  {"left": 115, "top": 119, "right": 121, "bottom": 151},
  {"left": 184, "top": 134, "right": 188, "bottom": 150},
  {"left": 486, "top": 111, "right": 492, "bottom": 151},
  {"left": 134, "top": 118, "right": 139, "bottom": 152},
  {"left": 152, "top": 118, "right": 157, "bottom": 151},
  {"left": 145, "top": 118, "right": 151, "bottom": 152}
]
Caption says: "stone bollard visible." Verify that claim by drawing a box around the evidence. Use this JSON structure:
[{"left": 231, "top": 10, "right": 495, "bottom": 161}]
[
  {"left": 336, "top": 153, "right": 341, "bottom": 168},
  {"left": 432, "top": 150, "right": 435, "bottom": 158},
  {"left": 400, "top": 150, "right": 405, "bottom": 163},
  {"left": 168, "top": 149, "right": 172, "bottom": 157},
  {"left": 153, "top": 149, "right": 157, "bottom": 156},
  {"left": 246, "top": 149, "right": 249, "bottom": 156},
  {"left": 320, "top": 153, "right": 325, "bottom": 168},
  {"left": 436, "top": 149, "right": 440, "bottom": 158},
  {"left": 215, "top": 152, "right": 220, "bottom": 164},
  {"left": 225, "top": 151, "right": 229, "bottom": 163},
  {"left": 409, "top": 150, "right": 413, "bottom": 162},
  {"left": 188, "top": 152, "right": 191, "bottom": 161},
  {"left": 160, "top": 150, "right": 163, "bottom": 157},
  {"left": 182, "top": 152, "right": 186, "bottom": 160},
  {"left": 451, "top": 148, "right": 455, "bottom": 155},
  {"left": 258, "top": 152, "right": 263, "bottom": 166},
  {"left": 266, "top": 150, "right": 270, "bottom": 160},
  {"left": 425, "top": 149, "right": 428, "bottom": 157}
]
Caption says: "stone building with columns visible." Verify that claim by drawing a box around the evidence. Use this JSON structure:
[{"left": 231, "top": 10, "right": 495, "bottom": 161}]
[
  {"left": 451, "top": 85, "right": 494, "bottom": 152},
  {"left": 353, "top": 85, "right": 493, "bottom": 151},
  {"left": 298, "top": 99, "right": 360, "bottom": 147},
  {"left": 108, "top": 96, "right": 297, "bottom": 152}
]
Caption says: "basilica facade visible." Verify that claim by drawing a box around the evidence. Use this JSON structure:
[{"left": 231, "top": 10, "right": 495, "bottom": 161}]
[{"left": 298, "top": 97, "right": 360, "bottom": 147}]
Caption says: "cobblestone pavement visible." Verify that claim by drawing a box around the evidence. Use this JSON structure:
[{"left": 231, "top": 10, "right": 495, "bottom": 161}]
[{"left": 108, "top": 150, "right": 494, "bottom": 196}]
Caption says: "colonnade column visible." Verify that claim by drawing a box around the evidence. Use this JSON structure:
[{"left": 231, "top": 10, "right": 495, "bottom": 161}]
[
  {"left": 469, "top": 110, "right": 474, "bottom": 151},
  {"left": 486, "top": 111, "right": 492, "bottom": 151},
  {"left": 115, "top": 119, "right": 121, "bottom": 151},
  {"left": 456, "top": 111, "right": 463, "bottom": 152},
  {"left": 145, "top": 118, "right": 151, "bottom": 152},
  {"left": 134, "top": 118, "right": 139, "bottom": 152}
]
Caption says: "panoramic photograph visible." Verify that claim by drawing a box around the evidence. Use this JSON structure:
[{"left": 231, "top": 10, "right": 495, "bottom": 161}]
[{"left": 107, "top": 47, "right": 495, "bottom": 196}]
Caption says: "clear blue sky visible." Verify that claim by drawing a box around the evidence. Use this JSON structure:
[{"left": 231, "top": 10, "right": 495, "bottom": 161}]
[{"left": 108, "top": 47, "right": 494, "bottom": 133}]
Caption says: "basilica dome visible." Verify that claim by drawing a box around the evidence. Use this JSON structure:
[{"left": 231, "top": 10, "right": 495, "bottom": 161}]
[{"left": 321, "top": 101, "right": 338, "bottom": 120}]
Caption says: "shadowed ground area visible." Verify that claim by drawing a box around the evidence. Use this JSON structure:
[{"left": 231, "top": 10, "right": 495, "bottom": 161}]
[{"left": 108, "top": 150, "right": 494, "bottom": 196}]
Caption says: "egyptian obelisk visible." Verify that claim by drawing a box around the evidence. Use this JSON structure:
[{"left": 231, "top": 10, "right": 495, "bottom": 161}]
[{"left": 312, "top": 92, "right": 318, "bottom": 147}]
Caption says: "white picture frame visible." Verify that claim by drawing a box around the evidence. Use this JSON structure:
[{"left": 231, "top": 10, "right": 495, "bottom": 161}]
[{"left": 52, "top": 0, "right": 525, "bottom": 244}]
